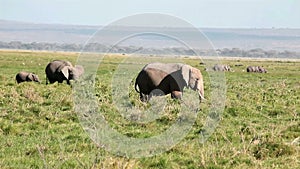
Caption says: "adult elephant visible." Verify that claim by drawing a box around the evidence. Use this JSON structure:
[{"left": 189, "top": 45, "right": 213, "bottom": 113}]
[
  {"left": 16, "top": 71, "right": 40, "bottom": 84},
  {"left": 45, "top": 60, "right": 84, "bottom": 85},
  {"left": 247, "top": 66, "right": 267, "bottom": 73},
  {"left": 213, "top": 64, "right": 231, "bottom": 71},
  {"left": 135, "top": 62, "right": 205, "bottom": 102}
]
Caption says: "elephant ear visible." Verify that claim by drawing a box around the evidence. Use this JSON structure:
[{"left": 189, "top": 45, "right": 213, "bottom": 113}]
[
  {"left": 181, "top": 64, "right": 190, "bottom": 86},
  {"left": 61, "top": 66, "right": 70, "bottom": 79},
  {"left": 32, "top": 74, "right": 40, "bottom": 82},
  {"left": 27, "top": 73, "right": 34, "bottom": 81}
]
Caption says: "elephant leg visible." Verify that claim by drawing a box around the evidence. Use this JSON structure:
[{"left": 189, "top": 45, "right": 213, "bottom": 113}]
[
  {"left": 140, "top": 93, "right": 145, "bottom": 102},
  {"left": 48, "top": 78, "right": 56, "bottom": 84},
  {"left": 140, "top": 93, "right": 149, "bottom": 102},
  {"left": 151, "top": 89, "right": 165, "bottom": 96},
  {"left": 171, "top": 91, "right": 182, "bottom": 99}
]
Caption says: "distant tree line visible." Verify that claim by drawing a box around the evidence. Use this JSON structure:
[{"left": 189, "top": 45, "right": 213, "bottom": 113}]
[
  {"left": 216, "top": 48, "right": 299, "bottom": 59},
  {"left": 0, "top": 41, "right": 299, "bottom": 58}
]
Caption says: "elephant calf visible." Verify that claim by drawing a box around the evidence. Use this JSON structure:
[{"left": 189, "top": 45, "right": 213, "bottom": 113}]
[
  {"left": 16, "top": 71, "right": 40, "bottom": 84},
  {"left": 246, "top": 66, "right": 267, "bottom": 73},
  {"left": 45, "top": 60, "right": 84, "bottom": 85},
  {"left": 135, "top": 62, "right": 205, "bottom": 102}
]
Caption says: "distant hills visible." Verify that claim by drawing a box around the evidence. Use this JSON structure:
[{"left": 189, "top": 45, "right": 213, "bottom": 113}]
[{"left": 1, "top": 20, "right": 300, "bottom": 58}]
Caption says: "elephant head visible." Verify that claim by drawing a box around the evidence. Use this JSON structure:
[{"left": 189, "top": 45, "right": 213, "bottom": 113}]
[
  {"left": 224, "top": 65, "right": 231, "bottom": 71},
  {"left": 61, "top": 65, "right": 85, "bottom": 81},
  {"left": 73, "top": 65, "right": 85, "bottom": 79},
  {"left": 181, "top": 65, "right": 205, "bottom": 101},
  {"left": 258, "top": 66, "right": 267, "bottom": 73},
  {"left": 27, "top": 73, "right": 40, "bottom": 83}
]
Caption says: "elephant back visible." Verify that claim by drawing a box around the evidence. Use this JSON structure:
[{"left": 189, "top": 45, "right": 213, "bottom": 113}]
[
  {"left": 144, "top": 62, "right": 184, "bottom": 74},
  {"left": 46, "top": 60, "right": 73, "bottom": 73},
  {"left": 55, "top": 60, "right": 73, "bottom": 71},
  {"left": 16, "top": 71, "right": 28, "bottom": 83}
]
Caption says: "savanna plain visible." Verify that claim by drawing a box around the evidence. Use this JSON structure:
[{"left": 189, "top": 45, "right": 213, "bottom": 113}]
[{"left": 0, "top": 50, "right": 299, "bottom": 168}]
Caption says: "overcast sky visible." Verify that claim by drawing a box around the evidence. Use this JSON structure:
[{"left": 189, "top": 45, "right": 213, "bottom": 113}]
[{"left": 1, "top": 0, "right": 299, "bottom": 28}]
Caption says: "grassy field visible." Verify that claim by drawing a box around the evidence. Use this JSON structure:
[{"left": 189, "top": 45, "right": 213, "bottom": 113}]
[{"left": 0, "top": 50, "right": 299, "bottom": 168}]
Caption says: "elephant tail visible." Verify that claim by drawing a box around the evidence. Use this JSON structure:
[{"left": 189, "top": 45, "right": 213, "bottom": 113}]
[{"left": 46, "top": 75, "right": 49, "bottom": 85}]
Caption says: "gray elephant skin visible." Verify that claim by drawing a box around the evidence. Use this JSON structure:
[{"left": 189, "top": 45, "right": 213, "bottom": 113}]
[
  {"left": 135, "top": 62, "right": 205, "bottom": 102},
  {"left": 45, "top": 60, "right": 84, "bottom": 85},
  {"left": 16, "top": 71, "right": 40, "bottom": 84},
  {"left": 246, "top": 66, "right": 267, "bottom": 73}
]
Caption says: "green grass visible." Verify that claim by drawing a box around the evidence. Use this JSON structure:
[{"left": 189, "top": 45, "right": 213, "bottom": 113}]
[{"left": 0, "top": 50, "right": 299, "bottom": 168}]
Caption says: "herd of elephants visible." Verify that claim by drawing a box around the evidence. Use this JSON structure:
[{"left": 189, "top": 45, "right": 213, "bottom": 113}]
[{"left": 15, "top": 59, "right": 267, "bottom": 102}]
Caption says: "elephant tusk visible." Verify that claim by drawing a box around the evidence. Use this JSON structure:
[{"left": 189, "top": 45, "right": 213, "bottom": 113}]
[
  {"left": 196, "top": 89, "right": 205, "bottom": 102},
  {"left": 199, "top": 95, "right": 206, "bottom": 102}
]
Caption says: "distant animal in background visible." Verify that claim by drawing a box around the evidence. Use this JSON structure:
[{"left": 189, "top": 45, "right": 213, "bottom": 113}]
[
  {"left": 234, "top": 64, "right": 243, "bottom": 67},
  {"left": 246, "top": 66, "right": 267, "bottom": 73},
  {"left": 135, "top": 62, "right": 205, "bottom": 102},
  {"left": 258, "top": 66, "right": 267, "bottom": 73},
  {"left": 212, "top": 64, "right": 231, "bottom": 71},
  {"left": 45, "top": 60, "right": 84, "bottom": 85},
  {"left": 16, "top": 71, "right": 40, "bottom": 84}
]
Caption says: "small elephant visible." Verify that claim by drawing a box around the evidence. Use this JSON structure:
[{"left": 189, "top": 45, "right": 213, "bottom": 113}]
[
  {"left": 247, "top": 66, "right": 267, "bottom": 73},
  {"left": 45, "top": 60, "right": 84, "bottom": 85},
  {"left": 16, "top": 71, "right": 40, "bottom": 84},
  {"left": 135, "top": 62, "right": 205, "bottom": 102},
  {"left": 212, "top": 64, "right": 231, "bottom": 71}
]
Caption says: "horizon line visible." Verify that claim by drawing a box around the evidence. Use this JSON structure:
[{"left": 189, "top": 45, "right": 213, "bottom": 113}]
[{"left": 1, "top": 19, "right": 300, "bottom": 30}]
